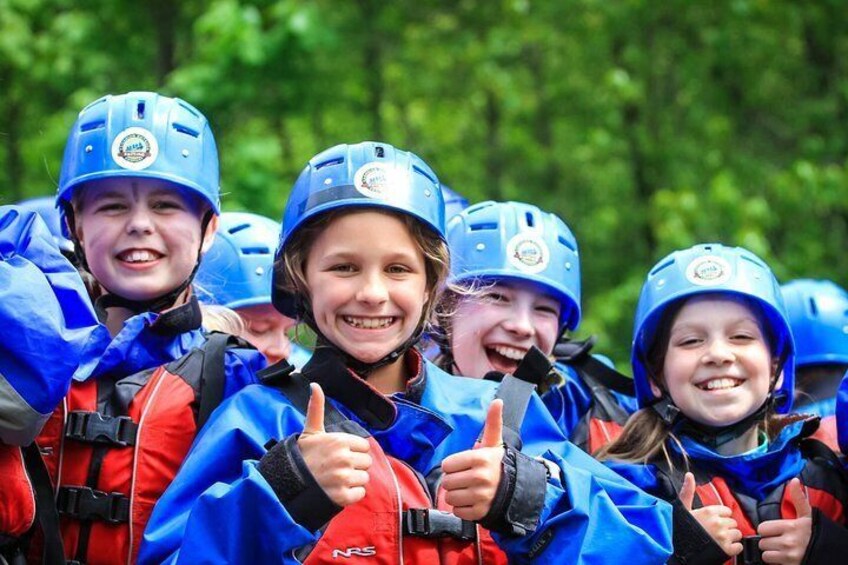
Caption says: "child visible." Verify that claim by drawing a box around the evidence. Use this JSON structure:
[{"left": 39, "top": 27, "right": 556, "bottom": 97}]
[
  {"left": 434, "top": 200, "right": 637, "bottom": 452},
  {"left": 1, "top": 92, "right": 263, "bottom": 565},
  {"left": 195, "top": 211, "right": 311, "bottom": 367},
  {"left": 781, "top": 279, "right": 848, "bottom": 450},
  {"left": 599, "top": 244, "right": 848, "bottom": 564},
  {"left": 140, "top": 142, "right": 673, "bottom": 564}
]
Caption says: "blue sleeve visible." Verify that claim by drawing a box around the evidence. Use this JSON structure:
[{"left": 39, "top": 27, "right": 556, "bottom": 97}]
[
  {"left": 540, "top": 364, "right": 594, "bottom": 437},
  {"left": 0, "top": 206, "right": 107, "bottom": 444},
  {"left": 498, "top": 395, "right": 673, "bottom": 564},
  {"left": 139, "top": 386, "right": 314, "bottom": 564},
  {"left": 221, "top": 347, "right": 266, "bottom": 399},
  {"left": 838, "top": 369, "right": 848, "bottom": 455}
]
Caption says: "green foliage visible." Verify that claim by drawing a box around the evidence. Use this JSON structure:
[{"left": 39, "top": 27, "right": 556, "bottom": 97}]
[{"left": 3, "top": 0, "right": 848, "bottom": 368}]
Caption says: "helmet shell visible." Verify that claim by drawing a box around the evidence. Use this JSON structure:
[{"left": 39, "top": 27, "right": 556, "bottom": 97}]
[
  {"left": 195, "top": 212, "right": 280, "bottom": 310},
  {"left": 631, "top": 243, "right": 795, "bottom": 413},
  {"left": 781, "top": 279, "right": 848, "bottom": 367},
  {"left": 273, "top": 141, "right": 445, "bottom": 317},
  {"left": 57, "top": 92, "right": 220, "bottom": 213},
  {"left": 447, "top": 200, "right": 581, "bottom": 331},
  {"left": 441, "top": 184, "right": 470, "bottom": 220},
  {"left": 15, "top": 196, "right": 73, "bottom": 252}
]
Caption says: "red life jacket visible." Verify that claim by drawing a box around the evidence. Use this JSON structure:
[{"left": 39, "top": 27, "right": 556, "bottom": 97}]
[{"left": 28, "top": 333, "right": 234, "bottom": 565}]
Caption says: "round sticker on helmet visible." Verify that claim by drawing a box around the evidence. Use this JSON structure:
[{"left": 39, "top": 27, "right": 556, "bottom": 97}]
[
  {"left": 685, "top": 255, "right": 732, "bottom": 286},
  {"left": 111, "top": 127, "right": 159, "bottom": 171},
  {"left": 506, "top": 234, "right": 550, "bottom": 274},
  {"left": 353, "top": 162, "right": 398, "bottom": 199}
]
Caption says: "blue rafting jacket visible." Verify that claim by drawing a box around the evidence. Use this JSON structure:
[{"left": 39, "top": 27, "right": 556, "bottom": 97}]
[
  {"left": 0, "top": 206, "right": 107, "bottom": 445},
  {"left": 140, "top": 355, "right": 672, "bottom": 564},
  {"left": 837, "top": 369, "right": 848, "bottom": 454},
  {"left": 541, "top": 362, "right": 639, "bottom": 439}
]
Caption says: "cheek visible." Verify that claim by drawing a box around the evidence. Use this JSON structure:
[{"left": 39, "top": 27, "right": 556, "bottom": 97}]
[{"left": 536, "top": 318, "right": 560, "bottom": 354}]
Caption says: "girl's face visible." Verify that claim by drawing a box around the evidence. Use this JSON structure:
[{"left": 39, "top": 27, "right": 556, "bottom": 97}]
[
  {"left": 237, "top": 303, "right": 296, "bottom": 365},
  {"left": 652, "top": 295, "right": 774, "bottom": 427},
  {"left": 450, "top": 281, "right": 561, "bottom": 378},
  {"left": 305, "top": 210, "right": 429, "bottom": 364},
  {"left": 75, "top": 178, "right": 216, "bottom": 302}
]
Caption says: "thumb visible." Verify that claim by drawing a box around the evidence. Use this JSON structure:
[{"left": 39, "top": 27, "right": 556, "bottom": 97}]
[
  {"left": 302, "top": 383, "right": 326, "bottom": 435},
  {"left": 479, "top": 399, "right": 504, "bottom": 448},
  {"left": 678, "top": 472, "right": 696, "bottom": 511},
  {"left": 787, "top": 478, "right": 812, "bottom": 518}
]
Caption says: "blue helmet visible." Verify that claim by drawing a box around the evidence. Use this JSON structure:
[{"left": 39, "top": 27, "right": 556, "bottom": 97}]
[
  {"left": 441, "top": 185, "right": 470, "bottom": 220},
  {"left": 15, "top": 196, "right": 73, "bottom": 252},
  {"left": 632, "top": 243, "right": 795, "bottom": 413},
  {"left": 447, "top": 201, "right": 581, "bottom": 331},
  {"left": 57, "top": 92, "right": 220, "bottom": 215},
  {"left": 781, "top": 279, "right": 848, "bottom": 367},
  {"left": 274, "top": 141, "right": 445, "bottom": 318},
  {"left": 195, "top": 212, "right": 280, "bottom": 310}
]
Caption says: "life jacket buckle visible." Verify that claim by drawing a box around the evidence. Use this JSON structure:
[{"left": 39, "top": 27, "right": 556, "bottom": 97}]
[
  {"left": 56, "top": 486, "right": 130, "bottom": 524},
  {"left": 65, "top": 411, "right": 138, "bottom": 447},
  {"left": 403, "top": 509, "right": 476, "bottom": 541}
]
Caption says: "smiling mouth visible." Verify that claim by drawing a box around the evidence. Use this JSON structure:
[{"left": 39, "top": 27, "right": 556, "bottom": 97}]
[
  {"left": 343, "top": 315, "right": 395, "bottom": 329},
  {"left": 117, "top": 249, "right": 164, "bottom": 263},
  {"left": 485, "top": 344, "right": 527, "bottom": 370},
  {"left": 697, "top": 377, "right": 744, "bottom": 391}
]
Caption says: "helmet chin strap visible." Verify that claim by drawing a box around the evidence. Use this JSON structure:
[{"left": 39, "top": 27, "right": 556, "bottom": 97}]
[{"left": 68, "top": 207, "right": 214, "bottom": 314}]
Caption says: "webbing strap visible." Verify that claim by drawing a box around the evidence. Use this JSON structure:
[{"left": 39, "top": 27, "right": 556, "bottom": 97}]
[{"left": 21, "top": 443, "right": 66, "bottom": 564}]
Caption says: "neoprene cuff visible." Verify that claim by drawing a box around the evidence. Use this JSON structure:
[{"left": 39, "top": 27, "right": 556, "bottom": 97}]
[{"left": 480, "top": 445, "right": 547, "bottom": 537}]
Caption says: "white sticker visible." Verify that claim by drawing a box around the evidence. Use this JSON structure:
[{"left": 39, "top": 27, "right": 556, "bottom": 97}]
[
  {"left": 685, "top": 255, "right": 732, "bottom": 286},
  {"left": 111, "top": 127, "right": 159, "bottom": 171},
  {"left": 353, "top": 162, "right": 397, "bottom": 199},
  {"left": 506, "top": 233, "right": 550, "bottom": 274}
]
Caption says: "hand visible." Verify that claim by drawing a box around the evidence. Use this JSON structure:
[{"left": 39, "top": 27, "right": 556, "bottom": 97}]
[
  {"left": 441, "top": 399, "right": 506, "bottom": 521},
  {"left": 679, "top": 472, "right": 743, "bottom": 557},
  {"left": 297, "top": 383, "right": 372, "bottom": 507},
  {"left": 757, "top": 478, "right": 813, "bottom": 565}
]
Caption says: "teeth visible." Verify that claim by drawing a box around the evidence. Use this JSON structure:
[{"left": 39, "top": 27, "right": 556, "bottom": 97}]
[
  {"left": 120, "top": 250, "right": 159, "bottom": 263},
  {"left": 344, "top": 316, "right": 394, "bottom": 329},
  {"left": 490, "top": 345, "right": 527, "bottom": 361},
  {"left": 701, "top": 378, "right": 742, "bottom": 391}
]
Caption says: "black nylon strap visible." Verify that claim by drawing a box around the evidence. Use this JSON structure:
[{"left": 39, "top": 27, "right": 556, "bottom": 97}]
[
  {"left": 258, "top": 362, "right": 350, "bottom": 429},
  {"left": 20, "top": 443, "right": 66, "bottom": 565},
  {"left": 196, "top": 332, "right": 235, "bottom": 429},
  {"left": 553, "top": 336, "right": 635, "bottom": 396}
]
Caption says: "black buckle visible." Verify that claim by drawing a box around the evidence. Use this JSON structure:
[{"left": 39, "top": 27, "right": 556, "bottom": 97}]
[
  {"left": 404, "top": 509, "right": 476, "bottom": 541},
  {"left": 65, "top": 411, "right": 138, "bottom": 447},
  {"left": 56, "top": 486, "right": 130, "bottom": 524}
]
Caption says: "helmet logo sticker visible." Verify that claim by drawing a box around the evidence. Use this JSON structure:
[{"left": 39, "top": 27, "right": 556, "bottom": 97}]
[
  {"left": 354, "top": 162, "right": 394, "bottom": 199},
  {"left": 685, "top": 255, "right": 732, "bottom": 286},
  {"left": 506, "top": 234, "right": 550, "bottom": 274},
  {"left": 111, "top": 127, "right": 159, "bottom": 171}
]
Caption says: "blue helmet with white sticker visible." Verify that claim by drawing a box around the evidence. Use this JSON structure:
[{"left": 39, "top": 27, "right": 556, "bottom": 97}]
[
  {"left": 195, "top": 212, "right": 279, "bottom": 310},
  {"left": 57, "top": 92, "right": 220, "bottom": 214},
  {"left": 274, "top": 141, "right": 445, "bottom": 317},
  {"left": 447, "top": 201, "right": 581, "bottom": 331},
  {"left": 15, "top": 196, "right": 73, "bottom": 252},
  {"left": 441, "top": 185, "right": 470, "bottom": 220},
  {"left": 632, "top": 243, "right": 795, "bottom": 413},
  {"left": 781, "top": 279, "right": 848, "bottom": 367}
]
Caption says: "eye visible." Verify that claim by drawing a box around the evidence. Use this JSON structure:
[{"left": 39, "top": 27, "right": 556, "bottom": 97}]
[
  {"left": 329, "top": 263, "right": 356, "bottom": 273},
  {"left": 535, "top": 304, "right": 560, "bottom": 316},
  {"left": 152, "top": 199, "right": 183, "bottom": 211},
  {"left": 95, "top": 201, "right": 126, "bottom": 213},
  {"left": 675, "top": 336, "right": 703, "bottom": 347},
  {"left": 482, "top": 291, "right": 508, "bottom": 304},
  {"left": 386, "top": 264, "right": 411, "bottom": 274}
]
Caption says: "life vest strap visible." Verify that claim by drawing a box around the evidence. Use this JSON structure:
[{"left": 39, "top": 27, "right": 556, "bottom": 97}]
[
  {"left": 65, "top": 411, "right": 138, "bottom": 447},
  {"left": 55, "top": 486, "right": 130, "bottom": 524},
  {"left": 403, "top": 509, "right": 476, "bottom": 541}
]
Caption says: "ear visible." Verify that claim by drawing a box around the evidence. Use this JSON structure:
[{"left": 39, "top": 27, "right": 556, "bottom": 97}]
[
  {"left": 200, "top": 214, "right": 219, "bottom": 254},
  {"left": 649, "top": 378, "right": 663, "bottom": 399}
]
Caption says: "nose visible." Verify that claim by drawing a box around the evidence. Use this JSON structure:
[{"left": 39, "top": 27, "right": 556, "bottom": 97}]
[
  {"left": 501, "top": 304, "right": 534, "bottom": 338},
  {"left": 702, "top": 338, "right": 735, "bottom": 365},
  {"left": 356, "top": 271, "right": 388, "bottom": 305},
  {"left": 126, "top": 205, "right": 154, "bottom": 235}
]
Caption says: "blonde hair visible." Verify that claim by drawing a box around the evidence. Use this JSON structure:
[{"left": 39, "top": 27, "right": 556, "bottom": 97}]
[
  {"left": 200, "top": 304, "right": 247, "bottom": 336},
  {"left": 276, "top": 208, "right": 450, "bottom": 334}
]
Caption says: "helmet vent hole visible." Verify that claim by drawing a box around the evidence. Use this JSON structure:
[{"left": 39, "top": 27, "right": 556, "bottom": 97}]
[
  {"left": 136, "top": 102, "right": 145, "bottom": 120},
  {"left": 558, "top": 235, "right": 576, "bottom": 252},
  {"left": 242, "top": 246, "right": 271, "bottom": 255},
  {"left": 315, "top": 157, "right": 344, "bottom": 170},
  {"left": 469, "top": 222, "right": 497, "bottom": 231},
  {"left": 808, "top": 298, "right": 818, "bottom": 316},
  {"left": 173, "top": 123, "right": 200, "bottom": 138},
  {"left": 649, "top": 257, "right": 674, "bottom": 276},
  {"left": 525, "top": 212, "right": 535, "bottom": 227},
  {"left": 375, "top": 146, "right": 385, "bottom": 158},
  {"left": 412, "top": 165, "right": 436, "bottom": 185},
  {"left": 80, "top": 120, "right": 105, "bottom": 132},
  {"left": 228, "top": 223, "right": 251, "bottom": 235}
]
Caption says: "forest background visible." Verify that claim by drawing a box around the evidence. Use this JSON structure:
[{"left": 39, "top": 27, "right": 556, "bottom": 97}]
[{"left": 2, "top": 0, "right": 847, "bottom": 366}]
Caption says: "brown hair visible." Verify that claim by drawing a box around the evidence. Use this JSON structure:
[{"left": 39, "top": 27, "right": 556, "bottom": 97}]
[{"left": 275, "top": 208, "right": 450, "bottom": 334}]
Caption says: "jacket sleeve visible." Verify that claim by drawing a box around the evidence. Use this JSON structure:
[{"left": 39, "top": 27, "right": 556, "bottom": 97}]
[
  {"left": 492, "top": 395, "right": 673, "bottom": 564},
  {"left": 0, "top": 206, "right": 105, "bottom": 445},
  {"left": 837, "top": 369, "right": 848, "bottom": 456},
  {"left": 138, "top": 386, "right": 318, "bottom": 564}
]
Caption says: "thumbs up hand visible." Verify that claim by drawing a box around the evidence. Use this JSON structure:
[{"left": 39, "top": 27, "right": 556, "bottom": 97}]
[
  {"left": 679, "top": 472, "right": 743, "bottom": 557},
  {"left": 757, "top": 478, "right": 813, "bottom": 565},
  {"left": 297, "top": 383, "right": 372, "bottom": 507},
  {"left": 441, "top": 400, "right": 506, "bottom": 521}
]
